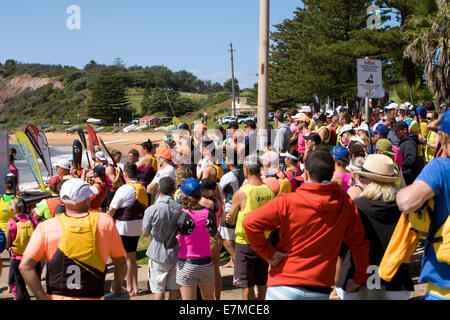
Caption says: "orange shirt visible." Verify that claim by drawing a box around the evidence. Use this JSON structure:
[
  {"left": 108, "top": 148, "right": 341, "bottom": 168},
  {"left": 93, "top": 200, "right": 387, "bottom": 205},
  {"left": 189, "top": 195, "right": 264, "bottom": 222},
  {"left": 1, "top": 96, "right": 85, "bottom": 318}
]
[
  {"left": 23, "top": 212, "right": 126, "bottom": 300},
  {"left": 89, "top": 178, "right": 109, "bottom": 211}
]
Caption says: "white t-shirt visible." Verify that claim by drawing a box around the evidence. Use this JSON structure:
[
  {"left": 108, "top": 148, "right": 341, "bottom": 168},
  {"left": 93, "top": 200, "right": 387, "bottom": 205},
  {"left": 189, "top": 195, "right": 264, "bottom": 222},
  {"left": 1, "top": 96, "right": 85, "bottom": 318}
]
[
  {"left": 109, "top": 182, "right": 142, "bottom": 237},
  {"left": 219, "top": 171, "right": 240, "bottom": 213},
  {"left": 152, "top": 165, "right": 176, "bottom": 202},
  {"left": 196, "top": 158, "right": 209, "bottom": 179},
  {"left": 153, "top": 165, "right": 176, "bottom": 184}
]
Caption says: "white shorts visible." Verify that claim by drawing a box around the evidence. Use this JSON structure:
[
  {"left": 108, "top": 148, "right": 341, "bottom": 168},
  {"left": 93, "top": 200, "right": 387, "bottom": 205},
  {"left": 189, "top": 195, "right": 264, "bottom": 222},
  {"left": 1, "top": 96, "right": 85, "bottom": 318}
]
[
  {"left": 148, "top": 259, "right": 179, "bottom": 294},
  {"left": 335, "top": 286, "right": 411, "bottom": 300},
  {"left": 219, "top": 225, "right": 236, "bottom": 241}
]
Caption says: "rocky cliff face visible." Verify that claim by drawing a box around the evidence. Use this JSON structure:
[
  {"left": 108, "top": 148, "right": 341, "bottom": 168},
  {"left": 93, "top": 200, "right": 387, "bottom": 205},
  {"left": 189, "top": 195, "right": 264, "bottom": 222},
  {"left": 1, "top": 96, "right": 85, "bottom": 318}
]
[{"left": 0, "top": 74, "right": 63, "bottom": 111}]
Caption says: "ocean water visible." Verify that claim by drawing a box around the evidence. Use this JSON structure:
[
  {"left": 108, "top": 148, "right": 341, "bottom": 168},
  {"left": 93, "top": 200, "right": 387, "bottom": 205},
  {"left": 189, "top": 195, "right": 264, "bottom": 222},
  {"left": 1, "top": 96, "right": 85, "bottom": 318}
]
[{"left": 10, "top": 144, "right": 80, "bottom": 190}]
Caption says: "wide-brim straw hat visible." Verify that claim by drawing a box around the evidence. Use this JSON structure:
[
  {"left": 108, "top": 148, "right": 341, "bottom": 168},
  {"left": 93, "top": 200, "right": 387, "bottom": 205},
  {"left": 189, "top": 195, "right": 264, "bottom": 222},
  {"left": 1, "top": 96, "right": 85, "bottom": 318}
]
[{"left": 355, "top": 154, "right": 399, "bottom": 183}]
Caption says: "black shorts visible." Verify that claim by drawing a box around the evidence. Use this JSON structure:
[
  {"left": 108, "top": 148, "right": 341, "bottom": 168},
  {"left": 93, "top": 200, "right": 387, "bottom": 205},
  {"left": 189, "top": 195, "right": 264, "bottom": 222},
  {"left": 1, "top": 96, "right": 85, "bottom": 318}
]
[
  {"left": 120, "top": 236, "right": 140, "bottom": 253},
  {"left": 106, "top": 191, "right": 116, "bottom": 209},
  {"left": 233, "top": 243, "right": 269, "bottom": 288}
]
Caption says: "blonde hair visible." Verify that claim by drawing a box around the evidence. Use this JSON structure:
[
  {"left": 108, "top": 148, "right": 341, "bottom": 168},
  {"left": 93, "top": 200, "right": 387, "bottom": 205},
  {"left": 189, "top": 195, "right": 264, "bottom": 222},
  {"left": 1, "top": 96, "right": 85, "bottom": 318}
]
[
  {"left": 9, "top": 197, "right": 24, "bottom": 214},
  {"left": 358, "top": 181, "right": 398, "bottom": 202},
  {"left": 175, "top": 167, "right": 193, "bottom": 184}
]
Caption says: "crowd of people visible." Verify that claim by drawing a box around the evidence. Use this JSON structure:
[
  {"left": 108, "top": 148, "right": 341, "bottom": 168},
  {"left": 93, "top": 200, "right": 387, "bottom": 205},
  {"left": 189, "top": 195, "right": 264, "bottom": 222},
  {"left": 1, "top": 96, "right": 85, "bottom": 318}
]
[{"left": 0, "top": 99, "right": 449, "bottom": 301}]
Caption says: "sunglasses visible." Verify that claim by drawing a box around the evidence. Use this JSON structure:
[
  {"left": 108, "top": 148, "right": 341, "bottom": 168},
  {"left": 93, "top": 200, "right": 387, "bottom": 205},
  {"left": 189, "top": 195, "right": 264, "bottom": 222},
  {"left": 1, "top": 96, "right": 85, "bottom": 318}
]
[{"left": 427, "top": 117, "right": 432, "bottom": 120}]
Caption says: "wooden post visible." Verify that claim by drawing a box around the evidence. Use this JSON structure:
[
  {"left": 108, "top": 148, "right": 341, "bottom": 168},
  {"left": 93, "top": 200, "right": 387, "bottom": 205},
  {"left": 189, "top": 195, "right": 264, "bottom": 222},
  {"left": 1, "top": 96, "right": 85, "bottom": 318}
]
[{"left": 257, "top": 0, "right": 269, "bottom": 150}]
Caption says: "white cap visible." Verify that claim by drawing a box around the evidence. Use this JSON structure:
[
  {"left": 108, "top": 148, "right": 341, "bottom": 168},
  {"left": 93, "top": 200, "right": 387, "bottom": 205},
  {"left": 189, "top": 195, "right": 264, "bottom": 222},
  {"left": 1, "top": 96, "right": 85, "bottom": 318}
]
[
  {"left": 56, "top": 159, "right": 71, "bottom": 170},
  {"left": 292, "top": 112, "right": 306, "bottom": 119},
  {"left": 399, "top": 103, "right": 410, "bottom": 111},
  {"left": 60, "top": 178, "right": 98, "bottom": 205},
  {"left": 95, "top": 151, "right": 107, "bottom": 161},
  {"left": 326, "top": 109, "right": 334, "bottom": 117},
  {"left": 351, "top": 135, "right": 367, "bottom": 146},
  {"left": 355, "top": 123, "right": 370, "bottom": 133},
  {"left": 300, "top": 105, "right": 312, "bottom": 114},
  {"left": 280, "top": 152, "right": 299, "bottom": 161},
  {"left": 386, "top": 103, "right": 399, "bottom": 110},
  {"left": 339, "top": 124, "right": 354, "bottom": 136}
]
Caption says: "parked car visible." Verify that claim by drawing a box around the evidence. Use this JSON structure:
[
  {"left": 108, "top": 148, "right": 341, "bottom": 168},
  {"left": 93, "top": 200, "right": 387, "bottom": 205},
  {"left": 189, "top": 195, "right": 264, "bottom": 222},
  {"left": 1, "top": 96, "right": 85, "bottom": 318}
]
[
  {"left": 218, "top": 116, "right": 235, "bottom": 125},
  {"left": 62, "top": 120, "right": 71, "bottom": 125},
  {"left": 236, "top": 114, "right": 255, "bottom": 124}
]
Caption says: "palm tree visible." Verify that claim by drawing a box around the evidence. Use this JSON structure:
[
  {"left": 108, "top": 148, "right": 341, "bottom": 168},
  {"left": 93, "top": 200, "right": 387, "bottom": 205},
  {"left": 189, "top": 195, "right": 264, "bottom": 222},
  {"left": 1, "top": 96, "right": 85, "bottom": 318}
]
[{"left": 403, "top": 0, "right": 449, "bottom": 106}]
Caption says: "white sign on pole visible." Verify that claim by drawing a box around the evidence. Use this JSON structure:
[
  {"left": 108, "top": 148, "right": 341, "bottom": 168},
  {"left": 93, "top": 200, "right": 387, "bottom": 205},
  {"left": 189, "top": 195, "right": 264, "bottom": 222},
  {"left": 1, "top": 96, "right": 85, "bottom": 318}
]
[
  {"left": 357, "top": 58, "right": 384, "bottom": 98},
  {"left": 0, "top": 130, "right": 9, "bottom": 194}
]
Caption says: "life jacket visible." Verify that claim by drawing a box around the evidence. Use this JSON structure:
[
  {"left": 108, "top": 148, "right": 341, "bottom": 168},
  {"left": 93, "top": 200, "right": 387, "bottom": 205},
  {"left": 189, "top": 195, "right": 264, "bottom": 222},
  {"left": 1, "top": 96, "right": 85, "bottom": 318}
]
[
  {"left": 411, "top": 198, "right": 450, "bottom": 265},
  {"left": 278, "top": 168, "right": 303, "bottom": 193},
  {"left": 327, "top": 124, "right": 338, "bottom": 147},
  {"left": 10, "top": 215, "right": 35, "bottom": 256},
  {"left": 316, "top": 126, "right": 331, "bottom": 145},
  {"left": 105, "top": 165, "right": 124, "bottom": 192},
  {"left": 115, "top": 182, "right": 148, "bottom": 221},
  {"left": 0, "top": 194, "right": 15, "bottom": 233},
  {"left": 177, "top": 207, "right": 217, "bottom": 258},
  {"left": 210, "top": 164, "right": 224, "bottom": 181},
  {"left": 46, "top": 197, "right": 63, "bottom": 219},
  {"left": 137, "top": 155, "right": 158, "bottom": 185},
  {"left": 433, "top": 215, "right": 450, "bottom": 265},
  {"left": 235, "top": 184, "right": 274, "bottom": 244},
  {"left": 198, "top": 162, "right": 224, "bottom": 182},
  {"left": 379, "top": 198, "right": 442, "bottom": 282},
  {"left": 379, "top": 213, "right": 421, "bottom": 282},
  {"left": 46, "top": 212, "right": 106, "bottom": 298}
]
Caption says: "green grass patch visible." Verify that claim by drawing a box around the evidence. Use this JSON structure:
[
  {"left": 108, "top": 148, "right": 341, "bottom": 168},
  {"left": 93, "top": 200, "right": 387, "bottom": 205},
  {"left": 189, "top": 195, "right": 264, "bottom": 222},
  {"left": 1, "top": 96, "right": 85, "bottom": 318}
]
[{"left": 136, "top": 236, "right": 151, "bottom": 265}]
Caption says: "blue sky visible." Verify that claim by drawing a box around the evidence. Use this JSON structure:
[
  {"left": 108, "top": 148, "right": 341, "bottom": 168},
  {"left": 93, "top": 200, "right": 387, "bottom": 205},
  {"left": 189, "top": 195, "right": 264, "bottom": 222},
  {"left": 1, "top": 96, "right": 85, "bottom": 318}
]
[{"left": 0, "top": 0, "right": 302, "bottom": 89}]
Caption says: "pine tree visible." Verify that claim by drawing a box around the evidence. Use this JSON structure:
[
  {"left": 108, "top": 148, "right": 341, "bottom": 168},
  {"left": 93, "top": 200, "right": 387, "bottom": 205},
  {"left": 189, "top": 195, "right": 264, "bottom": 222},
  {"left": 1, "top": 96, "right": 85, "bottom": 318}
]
[
  {"left": 269, "top": 0, "right": 409, "bottom": 108},
  {"left": 88, "top": 67, "right": 131, "bottom": 124}
]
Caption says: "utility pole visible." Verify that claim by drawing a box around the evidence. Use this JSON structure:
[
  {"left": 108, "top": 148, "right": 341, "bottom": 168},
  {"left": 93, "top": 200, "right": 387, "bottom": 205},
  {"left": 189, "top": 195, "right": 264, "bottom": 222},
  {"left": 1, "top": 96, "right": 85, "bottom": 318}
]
[
  {"left": 229, "top": 43, "right": 237, "bottom": 117},
  {"left": 257, "top": 0, "right": 269, "bottom": 149}
]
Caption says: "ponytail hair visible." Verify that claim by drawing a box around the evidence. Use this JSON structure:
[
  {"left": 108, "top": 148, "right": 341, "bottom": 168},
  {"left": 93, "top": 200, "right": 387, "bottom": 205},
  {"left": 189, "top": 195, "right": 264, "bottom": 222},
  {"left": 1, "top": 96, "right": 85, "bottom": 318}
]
[{"left": 141, "top": 139, "right": 153, "bottom": 152}]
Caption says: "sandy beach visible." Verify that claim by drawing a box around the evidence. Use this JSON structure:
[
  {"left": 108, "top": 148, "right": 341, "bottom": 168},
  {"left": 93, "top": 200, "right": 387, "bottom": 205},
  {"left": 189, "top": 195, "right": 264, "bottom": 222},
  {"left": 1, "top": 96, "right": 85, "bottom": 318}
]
[{"left": 8, "top": 130, "right": 170, "bottom": 156}]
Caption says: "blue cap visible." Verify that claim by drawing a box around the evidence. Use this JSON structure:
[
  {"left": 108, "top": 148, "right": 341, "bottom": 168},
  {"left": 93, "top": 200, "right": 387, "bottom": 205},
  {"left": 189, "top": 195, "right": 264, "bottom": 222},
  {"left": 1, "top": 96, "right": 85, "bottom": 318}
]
[
  {"left": 373, "top": 123, "right": 389, "bottom": 136},
  {"left": 164, "top": 134, "right": 176, "bottom": 145},
  {"left": 439, "top": 110, "right": 450, "bottom": 134},
  {"left": 331, "top": 145, "right": 349, "bottom": 161},
  {"left": 180, "top": 177, "right": 201, "bottom": 197},
  {"left": 416, "top": 107, "right": 427, "bottom": 117},
  {"left": 93, "top": 165, "right": 105, "bottom": 175}
]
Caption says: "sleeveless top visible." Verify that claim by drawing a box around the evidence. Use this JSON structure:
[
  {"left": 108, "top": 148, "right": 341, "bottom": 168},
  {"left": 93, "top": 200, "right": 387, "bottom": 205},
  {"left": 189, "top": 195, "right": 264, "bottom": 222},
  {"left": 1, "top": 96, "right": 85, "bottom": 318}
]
[
  {"left": 178, "top": 207, "right": 212, "bottom": 259},
  {"left": 137, "top": 155, "right": 158, "bottom": 185},
  {"left": 46, "top": 213, "right": 106, "bottom": 298},
  {"left": 235, "top": 184, "right": 275, "bottom": 245},
  {"left": 0, "top": 194, "right": 15, "bottom": 232},
  {"left": 334, "top": 171, "right": 352, "bottom": 193}
]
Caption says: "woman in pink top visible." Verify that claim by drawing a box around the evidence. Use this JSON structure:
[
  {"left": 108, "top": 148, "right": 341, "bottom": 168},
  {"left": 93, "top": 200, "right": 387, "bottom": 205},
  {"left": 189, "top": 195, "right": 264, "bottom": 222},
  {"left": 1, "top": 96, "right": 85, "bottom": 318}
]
[
  {"left": 4, "top": 197, "right": 40, "bottom": 300},
  {"left": 331, "top": 145, "right": 353, "bottom": 193},
  {"left": 167, "top": 178, "right": 218, "bottom": 300},
  {"left": 199, "top": 178, "right": 224, "bottom": 300},
  {"left": 295, "top": 114, "right": 312, "bottom": 154}
]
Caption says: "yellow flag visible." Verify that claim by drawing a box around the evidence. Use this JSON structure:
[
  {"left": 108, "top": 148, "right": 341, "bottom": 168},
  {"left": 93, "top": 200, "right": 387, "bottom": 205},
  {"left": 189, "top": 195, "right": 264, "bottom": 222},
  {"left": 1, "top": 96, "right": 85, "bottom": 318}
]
[{"left": 15, "top": 130, "right": 46, "bottom": 191}]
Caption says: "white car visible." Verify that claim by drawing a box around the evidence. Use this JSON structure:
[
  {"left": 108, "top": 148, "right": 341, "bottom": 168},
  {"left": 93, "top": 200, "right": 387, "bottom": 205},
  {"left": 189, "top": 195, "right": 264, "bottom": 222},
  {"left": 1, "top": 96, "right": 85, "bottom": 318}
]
[
  {"left": 218, "top": 116, "right": 235, "bottom": 125},
  {"left": 237, "top": 114, "right": 255, "bottom": 124}
]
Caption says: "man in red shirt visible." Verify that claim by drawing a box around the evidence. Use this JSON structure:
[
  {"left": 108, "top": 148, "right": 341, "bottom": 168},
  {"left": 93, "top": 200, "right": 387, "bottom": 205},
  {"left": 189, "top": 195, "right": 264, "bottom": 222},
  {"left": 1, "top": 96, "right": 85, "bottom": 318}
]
[{"left": 243, "top": 149, "right": 370, "bottom": 300}]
